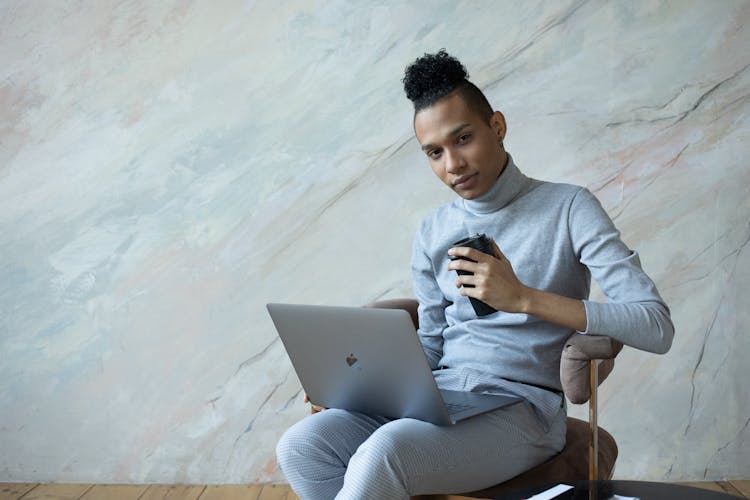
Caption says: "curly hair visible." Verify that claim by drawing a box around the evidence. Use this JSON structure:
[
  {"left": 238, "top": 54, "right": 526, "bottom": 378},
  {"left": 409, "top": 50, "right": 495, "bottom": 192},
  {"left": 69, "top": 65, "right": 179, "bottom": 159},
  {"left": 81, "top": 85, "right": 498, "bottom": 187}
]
[{"left": 402, "top": 49, "right": 493, "bottom": 122}]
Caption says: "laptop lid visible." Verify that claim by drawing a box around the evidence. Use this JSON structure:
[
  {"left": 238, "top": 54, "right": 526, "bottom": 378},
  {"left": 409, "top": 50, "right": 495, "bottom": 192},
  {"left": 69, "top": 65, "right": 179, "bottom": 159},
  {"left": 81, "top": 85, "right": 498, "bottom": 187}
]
[{"left": 266, "top": 303, "right": 521, "bottom": 425}]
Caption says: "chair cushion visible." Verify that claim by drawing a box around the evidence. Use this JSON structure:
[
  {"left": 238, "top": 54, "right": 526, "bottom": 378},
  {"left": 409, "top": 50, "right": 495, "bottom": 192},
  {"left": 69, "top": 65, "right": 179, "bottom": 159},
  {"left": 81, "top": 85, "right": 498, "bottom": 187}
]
[
  {"left": 459, "top": 417, "right": 617, "bottom": 498},
  {"left": 561, "top": 334, "right": 623, "bottom": 404}
]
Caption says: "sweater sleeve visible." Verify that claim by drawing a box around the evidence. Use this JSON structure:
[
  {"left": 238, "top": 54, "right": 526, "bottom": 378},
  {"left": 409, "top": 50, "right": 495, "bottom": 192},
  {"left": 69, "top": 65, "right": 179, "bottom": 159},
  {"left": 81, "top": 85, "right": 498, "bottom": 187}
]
[
  {"left": 411, "top": 222, "right": 449, "bottom": 369},
  {"left": 568, "top": 188, "right": 675, "bottom": 354}
]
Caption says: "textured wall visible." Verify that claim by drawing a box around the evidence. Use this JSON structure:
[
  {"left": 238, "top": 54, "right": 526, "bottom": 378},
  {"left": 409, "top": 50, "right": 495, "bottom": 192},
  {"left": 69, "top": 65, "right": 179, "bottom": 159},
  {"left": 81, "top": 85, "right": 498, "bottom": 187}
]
[{"left": 1, "top": 0, "right": 748, "bottom": 484}]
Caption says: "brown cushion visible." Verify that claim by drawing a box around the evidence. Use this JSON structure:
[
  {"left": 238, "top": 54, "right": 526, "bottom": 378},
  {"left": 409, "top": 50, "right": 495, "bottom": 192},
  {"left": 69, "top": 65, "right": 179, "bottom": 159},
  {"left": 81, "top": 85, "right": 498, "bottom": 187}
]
[
  {"left": 561, "top": 334, "right": 623, "bottom": 404},
  {"left": 458, "top": 417, "right": 617, "bottom": 498}
]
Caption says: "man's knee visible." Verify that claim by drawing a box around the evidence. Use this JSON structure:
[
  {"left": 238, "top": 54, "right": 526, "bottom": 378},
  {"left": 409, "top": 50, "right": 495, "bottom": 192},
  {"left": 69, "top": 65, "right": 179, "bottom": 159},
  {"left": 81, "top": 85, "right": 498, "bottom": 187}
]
[
  {"left": 348, "top": 420, "right": 420, "bottom": 482},
  {"left": 276, "top": 415, "right": 323, "bottom": 469},
  {"left": 275, "top": 422, "right": 303, "bottom": 473},
  {"left": 276, "top": 409, "right": 362, "bottom": 471}
]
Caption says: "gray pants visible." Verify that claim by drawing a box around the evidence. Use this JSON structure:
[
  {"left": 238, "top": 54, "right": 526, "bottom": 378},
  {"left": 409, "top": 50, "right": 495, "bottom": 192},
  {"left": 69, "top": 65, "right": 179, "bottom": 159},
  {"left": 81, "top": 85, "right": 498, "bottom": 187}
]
[{"left": 276, "top": 400, "right": 566, "bottom": 500}]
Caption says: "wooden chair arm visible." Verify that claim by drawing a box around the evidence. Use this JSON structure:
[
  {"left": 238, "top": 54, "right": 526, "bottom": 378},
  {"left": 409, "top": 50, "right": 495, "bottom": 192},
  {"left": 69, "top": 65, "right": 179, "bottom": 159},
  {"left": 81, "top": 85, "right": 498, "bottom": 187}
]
[
  {"left": 561, "top": 334, "right": 622, "bottom": 480},
  {"left": 561, "top": 333, "right": 623, "bottom": 405}
]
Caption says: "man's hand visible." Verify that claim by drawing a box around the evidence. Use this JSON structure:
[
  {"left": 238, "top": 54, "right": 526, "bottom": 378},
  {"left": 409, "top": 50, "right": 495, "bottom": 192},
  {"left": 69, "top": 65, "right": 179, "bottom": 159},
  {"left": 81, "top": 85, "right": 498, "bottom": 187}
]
[
  {"left": 447, "top": 238, "right": 529, "bottom": 313},
  {"left": 303, "top": 393, "right": 327, "bottom": 413},
  {"left": 447, "top": 237, "right": 587, "bottom": 331}
]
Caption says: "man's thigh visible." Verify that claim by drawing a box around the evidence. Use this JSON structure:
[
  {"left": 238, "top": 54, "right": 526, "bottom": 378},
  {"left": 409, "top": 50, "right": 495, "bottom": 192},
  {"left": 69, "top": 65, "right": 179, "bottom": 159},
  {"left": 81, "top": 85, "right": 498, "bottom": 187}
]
[{"left": 358, "top": 400, "right": 566, "bottom": 495}]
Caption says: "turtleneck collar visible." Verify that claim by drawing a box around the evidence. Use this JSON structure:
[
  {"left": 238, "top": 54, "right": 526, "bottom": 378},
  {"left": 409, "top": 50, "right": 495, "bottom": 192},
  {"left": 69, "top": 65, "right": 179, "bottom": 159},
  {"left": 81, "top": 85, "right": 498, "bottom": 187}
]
[{"left": 461, "top": 153, "right": 531, "bottom": 215}]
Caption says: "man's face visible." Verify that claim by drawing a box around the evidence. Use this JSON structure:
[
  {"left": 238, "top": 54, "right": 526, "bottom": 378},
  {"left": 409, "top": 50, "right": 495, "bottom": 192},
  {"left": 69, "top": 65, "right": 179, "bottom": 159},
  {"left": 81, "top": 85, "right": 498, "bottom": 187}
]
[{"left": 414, "top": 92, "right": 507, "bottom": 200}]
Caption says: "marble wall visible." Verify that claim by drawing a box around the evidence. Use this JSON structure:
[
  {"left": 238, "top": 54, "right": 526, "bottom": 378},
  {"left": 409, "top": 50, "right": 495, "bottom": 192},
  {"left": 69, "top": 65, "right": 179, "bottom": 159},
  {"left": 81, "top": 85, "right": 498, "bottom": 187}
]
[{"left": 1, "top": 0, "right": 748, "bottom": 484}]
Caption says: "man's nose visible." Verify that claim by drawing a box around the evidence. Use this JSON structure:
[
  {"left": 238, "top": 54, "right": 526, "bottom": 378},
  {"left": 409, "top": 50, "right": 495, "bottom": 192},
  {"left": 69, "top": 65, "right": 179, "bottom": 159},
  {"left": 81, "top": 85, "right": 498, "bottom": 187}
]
[{"left": 444, "top": 149, "right": 465, "bottom": 173}]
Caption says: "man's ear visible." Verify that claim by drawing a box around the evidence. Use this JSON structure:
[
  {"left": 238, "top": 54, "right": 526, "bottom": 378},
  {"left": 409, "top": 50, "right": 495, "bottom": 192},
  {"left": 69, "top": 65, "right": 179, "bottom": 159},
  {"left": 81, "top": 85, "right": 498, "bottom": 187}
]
[{"left": 490, "top": 111, "right": 507, "bottom": 141}]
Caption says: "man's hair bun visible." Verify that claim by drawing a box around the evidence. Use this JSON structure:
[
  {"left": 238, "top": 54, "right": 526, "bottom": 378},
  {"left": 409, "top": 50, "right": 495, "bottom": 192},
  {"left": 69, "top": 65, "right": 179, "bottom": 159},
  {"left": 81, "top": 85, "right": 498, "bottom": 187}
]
[{"left": 403, "top": 49, "right": 468, "bottom": 111}]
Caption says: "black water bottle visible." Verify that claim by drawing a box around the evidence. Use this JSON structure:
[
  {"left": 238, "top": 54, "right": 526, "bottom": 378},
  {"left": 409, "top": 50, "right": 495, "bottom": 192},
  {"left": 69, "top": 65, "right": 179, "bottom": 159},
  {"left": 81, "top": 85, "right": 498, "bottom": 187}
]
[{"left": 449, "top": 233, "right": 498, "bottom": 317}]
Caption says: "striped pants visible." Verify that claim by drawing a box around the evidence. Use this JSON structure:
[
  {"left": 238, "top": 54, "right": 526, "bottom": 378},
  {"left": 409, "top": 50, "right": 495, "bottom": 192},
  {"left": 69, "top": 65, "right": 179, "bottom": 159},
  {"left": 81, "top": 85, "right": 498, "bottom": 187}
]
[{"left": 275, "top": 400, "right": 566, "bottom": 500}]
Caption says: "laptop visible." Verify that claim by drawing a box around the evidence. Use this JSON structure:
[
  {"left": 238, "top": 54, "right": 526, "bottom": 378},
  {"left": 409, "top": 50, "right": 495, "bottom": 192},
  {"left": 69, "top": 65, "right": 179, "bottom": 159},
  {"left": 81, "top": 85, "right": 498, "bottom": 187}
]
[{"left": 266, "top": 303, "right": 522, "bottom": 425}]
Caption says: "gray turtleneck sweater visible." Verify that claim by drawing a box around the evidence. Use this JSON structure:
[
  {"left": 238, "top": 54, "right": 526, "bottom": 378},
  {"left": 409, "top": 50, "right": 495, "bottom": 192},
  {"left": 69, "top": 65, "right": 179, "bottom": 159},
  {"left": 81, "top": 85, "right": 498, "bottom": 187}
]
[{"left": 412, "top": 154, "right": 674, "bottom": 420}]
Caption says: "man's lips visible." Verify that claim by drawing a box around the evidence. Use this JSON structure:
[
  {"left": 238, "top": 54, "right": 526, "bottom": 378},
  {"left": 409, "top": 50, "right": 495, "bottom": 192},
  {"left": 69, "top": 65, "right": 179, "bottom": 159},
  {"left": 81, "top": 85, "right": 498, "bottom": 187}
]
[{"left": 453, "top": 173, "right": 478, "bottom": 187}]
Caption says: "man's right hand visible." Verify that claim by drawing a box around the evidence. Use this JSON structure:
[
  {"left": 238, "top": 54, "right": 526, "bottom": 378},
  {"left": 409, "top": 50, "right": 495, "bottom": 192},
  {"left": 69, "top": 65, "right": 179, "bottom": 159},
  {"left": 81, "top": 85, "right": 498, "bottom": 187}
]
[{"left": 303, "top": 393, "right": 327, "bottom": 413}]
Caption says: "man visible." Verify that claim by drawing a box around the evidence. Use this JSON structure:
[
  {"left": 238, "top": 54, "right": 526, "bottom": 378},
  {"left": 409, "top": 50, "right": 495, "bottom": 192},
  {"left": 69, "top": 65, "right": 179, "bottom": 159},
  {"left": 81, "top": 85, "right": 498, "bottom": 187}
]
[{"left": 276, "top": 50, "right": 674, "bottom": 499}]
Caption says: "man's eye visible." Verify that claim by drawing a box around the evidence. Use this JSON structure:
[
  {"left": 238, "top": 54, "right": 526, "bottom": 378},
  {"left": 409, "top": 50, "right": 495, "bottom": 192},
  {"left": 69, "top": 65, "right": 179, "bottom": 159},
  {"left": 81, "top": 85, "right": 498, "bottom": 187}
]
[
  {"left": 428, "top": 150, "right": 442, "bottom": 159},
  {"left": 457, "top": 134, "right": 472, "bottom": 144}
]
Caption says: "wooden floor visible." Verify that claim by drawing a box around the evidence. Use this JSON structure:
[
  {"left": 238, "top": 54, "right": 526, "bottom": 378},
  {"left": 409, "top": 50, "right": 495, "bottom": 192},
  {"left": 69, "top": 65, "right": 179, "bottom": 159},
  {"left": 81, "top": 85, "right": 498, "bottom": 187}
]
[
  {"left": 1, "top": 481, "right": 749, "bottom": 499},
  {"left": 0, "top": 484, "right": 297, "bottom": 500}
]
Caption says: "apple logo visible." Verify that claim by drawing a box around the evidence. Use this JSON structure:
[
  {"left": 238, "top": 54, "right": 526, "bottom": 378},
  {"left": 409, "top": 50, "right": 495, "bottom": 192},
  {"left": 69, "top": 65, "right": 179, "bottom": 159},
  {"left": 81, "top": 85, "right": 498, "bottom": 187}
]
[{"left": 346, "top": 353, "right": 362, "bottom": 371}]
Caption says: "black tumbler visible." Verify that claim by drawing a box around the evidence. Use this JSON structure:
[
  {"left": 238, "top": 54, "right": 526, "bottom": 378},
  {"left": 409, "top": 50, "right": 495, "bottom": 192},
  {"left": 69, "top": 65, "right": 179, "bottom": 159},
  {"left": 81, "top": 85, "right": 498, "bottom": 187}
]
[{"left": 449, "top": 233, "right": 498, "bottom": 317}]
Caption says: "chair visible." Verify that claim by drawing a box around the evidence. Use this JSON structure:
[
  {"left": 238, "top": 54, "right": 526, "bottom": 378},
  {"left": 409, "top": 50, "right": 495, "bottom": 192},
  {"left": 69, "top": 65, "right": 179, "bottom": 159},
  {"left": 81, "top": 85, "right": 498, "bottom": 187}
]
[{"left": 360, "top": 298, "right": 623, "bottom": 500}]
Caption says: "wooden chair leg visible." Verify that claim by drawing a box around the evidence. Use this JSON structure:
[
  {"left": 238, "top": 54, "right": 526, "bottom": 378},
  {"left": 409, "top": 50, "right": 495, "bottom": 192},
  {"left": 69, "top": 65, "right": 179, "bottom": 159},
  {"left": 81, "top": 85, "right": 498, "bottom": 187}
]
[{"left": 588, "top": 359, "right": 599, "bottom": 481}]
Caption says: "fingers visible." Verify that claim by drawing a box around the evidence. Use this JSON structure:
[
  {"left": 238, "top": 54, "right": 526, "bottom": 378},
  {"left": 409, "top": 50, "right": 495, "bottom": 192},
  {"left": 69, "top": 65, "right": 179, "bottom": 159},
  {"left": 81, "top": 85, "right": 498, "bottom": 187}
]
[
  {"left": 304, "top": 393, "right": 329, "bottom": 412},
  {"left": 448, "top": 242, "right": 507, "bottom": 264},
  {"left": 457, "top": 280, "right": 488, "bottom": 302},
  {"left": 456, "top": 278, "right": 474, "bottom": 289},
  {"left": 304, "top": 393, "right": 328, "bottom": 412},
  {"left": 447, "top": 246, "right": 483, "bottom": 261},
  {"left": 447, "top": 240, "right": 510, "bottom": 290},
  {"left": 447, "top": 257, "right": 478, "bottom": 273}
]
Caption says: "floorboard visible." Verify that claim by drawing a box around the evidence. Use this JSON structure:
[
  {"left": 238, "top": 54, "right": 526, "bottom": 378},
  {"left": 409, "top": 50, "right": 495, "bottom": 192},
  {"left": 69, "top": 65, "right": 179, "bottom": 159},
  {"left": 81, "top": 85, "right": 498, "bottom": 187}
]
[
  {"left": 0, "top": 484, "right": 36, "bottom": 500},
  {"left": 78, "top": 485, "right": 148, "bottom": 500},
  {"left": 258, "top": 484, "right": 299, "bottom": 500},
  {"left": 732, "top": 481, "right": 750, "bottom": 499},
  {"left": 138, "top": 485, "right": 206, "bottom": 500},
  {"left": 196, "top": 485, "right": 263, "bottom": 500},
  {"left": 13, "top": 483, "right": 92, "bottom": 500}
]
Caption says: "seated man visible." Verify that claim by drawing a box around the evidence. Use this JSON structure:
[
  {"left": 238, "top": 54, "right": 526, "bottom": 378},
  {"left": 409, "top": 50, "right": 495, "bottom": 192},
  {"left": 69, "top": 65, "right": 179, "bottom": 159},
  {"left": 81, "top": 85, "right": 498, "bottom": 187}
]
[{"left": 276, "top": 50, "right": 674, "bottom": 500}]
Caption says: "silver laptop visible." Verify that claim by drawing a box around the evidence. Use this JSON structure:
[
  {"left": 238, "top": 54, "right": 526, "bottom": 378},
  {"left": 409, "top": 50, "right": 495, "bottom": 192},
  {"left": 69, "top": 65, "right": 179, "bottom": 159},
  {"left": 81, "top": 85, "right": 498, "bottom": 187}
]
[{"left": 266, "top": 303, "right": 522, "bottom": 425}]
